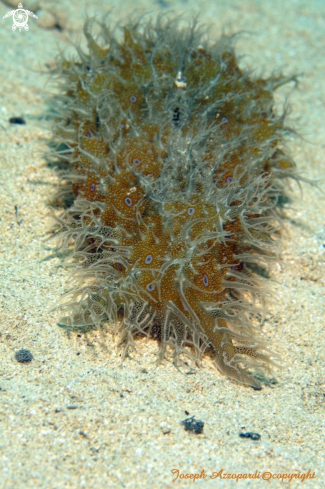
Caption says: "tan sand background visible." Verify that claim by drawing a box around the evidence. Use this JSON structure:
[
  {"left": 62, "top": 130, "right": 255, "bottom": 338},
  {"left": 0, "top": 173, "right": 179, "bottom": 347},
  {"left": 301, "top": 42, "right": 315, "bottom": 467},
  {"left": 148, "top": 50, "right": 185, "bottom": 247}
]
[{"left": 0, "top": 0, "right": 324, "bottom": 487}]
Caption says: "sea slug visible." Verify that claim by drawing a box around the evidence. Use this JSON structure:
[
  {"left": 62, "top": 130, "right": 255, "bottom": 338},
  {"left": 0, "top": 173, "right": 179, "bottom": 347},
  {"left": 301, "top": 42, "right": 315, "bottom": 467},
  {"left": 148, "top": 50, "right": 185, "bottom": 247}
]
[{"left": 49, "top": 14, "right": 302, "bottom": 388}]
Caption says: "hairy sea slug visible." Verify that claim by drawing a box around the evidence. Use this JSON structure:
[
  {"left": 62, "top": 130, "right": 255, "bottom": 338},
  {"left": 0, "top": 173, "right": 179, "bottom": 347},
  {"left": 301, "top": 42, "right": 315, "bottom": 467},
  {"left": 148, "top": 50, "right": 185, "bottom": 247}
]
[{"left": 49, "top": 15, "right": 303, "bottom": 388}]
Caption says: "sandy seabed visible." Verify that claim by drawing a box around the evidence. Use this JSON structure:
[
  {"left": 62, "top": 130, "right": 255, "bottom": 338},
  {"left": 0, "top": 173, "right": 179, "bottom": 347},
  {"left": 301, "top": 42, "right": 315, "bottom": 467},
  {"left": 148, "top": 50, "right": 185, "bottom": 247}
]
[{"left": 0, "top": 0, "right": 324, "bottom": 487}]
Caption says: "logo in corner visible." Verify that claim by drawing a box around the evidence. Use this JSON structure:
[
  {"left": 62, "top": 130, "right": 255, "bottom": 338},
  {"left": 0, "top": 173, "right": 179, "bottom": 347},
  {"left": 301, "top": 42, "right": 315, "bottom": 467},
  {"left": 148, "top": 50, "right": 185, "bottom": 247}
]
[{"left": 3, "top": 3, "right": 38, "bottom": 32}]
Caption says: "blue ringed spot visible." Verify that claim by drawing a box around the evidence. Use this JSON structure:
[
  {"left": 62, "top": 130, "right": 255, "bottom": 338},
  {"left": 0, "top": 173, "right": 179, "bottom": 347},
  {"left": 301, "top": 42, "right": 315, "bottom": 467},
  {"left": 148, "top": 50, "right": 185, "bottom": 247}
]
[
  {"left": 86, "top": 131, "right": 92, "bottom": 138},
  {"left": 227, "top": 177, "right": 233, "bottom": 184},
  {"left": 203, "top": 274, "right": 209, "bottom": 287},
  {"left": 121, "top": 124, "right": 125, "bottom": 129},
  {"left": 130, "top": 95, "right": 137, "bottom": 103},
  {"left": 133, "top": 158, "right": 141, "bottom": 166},
  {"left": 145, "top": 254, "right": 153, "bottom": 264},
  {"left": 124, "top": 197, "right": 133, "bottom": 207},
  {"left": 146, "top": 283, "right": 155, "bottom": 292},
  {"left": 187, "top": 207, "right": 195, "bottom": 216},
  {"left": 222, "top": 117, "right": 229, "bottom": 123},
  {"left": 90, "top": 183, "right": 96, "bottom": 191}
]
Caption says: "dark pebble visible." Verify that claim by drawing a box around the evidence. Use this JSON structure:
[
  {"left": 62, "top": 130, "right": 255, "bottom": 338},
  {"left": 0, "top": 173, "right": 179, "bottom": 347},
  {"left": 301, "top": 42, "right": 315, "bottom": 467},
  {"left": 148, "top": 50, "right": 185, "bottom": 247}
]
[
  {"left": 15, "top": 349, "right": 33, "bottom": 363},
  {"left": 239, "top": 432, "right": 261, "bottom": 441},
  {"left": 9, "top": 117, "right": 26, "bottom": 125},
  {"left": 181, "top": 416, "right": 204, "bottom": 434}
]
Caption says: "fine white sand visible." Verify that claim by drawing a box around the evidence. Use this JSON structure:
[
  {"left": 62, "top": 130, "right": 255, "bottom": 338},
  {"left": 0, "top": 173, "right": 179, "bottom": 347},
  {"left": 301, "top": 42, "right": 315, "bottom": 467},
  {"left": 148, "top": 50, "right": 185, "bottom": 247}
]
[{"left": 0, "top": 0, "right": 324, "bottom": 487}]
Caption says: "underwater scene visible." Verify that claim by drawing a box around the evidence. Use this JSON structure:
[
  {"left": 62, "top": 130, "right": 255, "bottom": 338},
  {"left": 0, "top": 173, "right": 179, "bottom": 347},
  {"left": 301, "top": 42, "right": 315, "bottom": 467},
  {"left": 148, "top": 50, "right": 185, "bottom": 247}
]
[{"left": 0, "top": 0, "right": 324, "bottom": 487}]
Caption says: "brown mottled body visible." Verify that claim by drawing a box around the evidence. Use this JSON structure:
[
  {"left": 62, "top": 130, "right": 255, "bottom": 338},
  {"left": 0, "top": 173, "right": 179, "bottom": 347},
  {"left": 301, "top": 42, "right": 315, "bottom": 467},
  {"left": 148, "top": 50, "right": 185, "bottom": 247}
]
[{"left": 51, "top": 15, "right": 298, "bottom": 387}]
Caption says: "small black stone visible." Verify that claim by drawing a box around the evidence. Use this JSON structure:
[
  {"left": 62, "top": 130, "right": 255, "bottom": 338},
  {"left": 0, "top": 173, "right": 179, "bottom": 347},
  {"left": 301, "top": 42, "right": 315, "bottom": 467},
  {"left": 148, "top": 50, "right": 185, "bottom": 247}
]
[
  {"left": 9, "top": 117, "right": 26, "bottom": 125},
  {"left": 181, "top": 416, "right": 204, "bottom": 434},
  {"left": 239, "top": 432, "right": 261, "bottom": 441},
  {"left": 15, "top": 349, "right": 33, "bottom": 364}
]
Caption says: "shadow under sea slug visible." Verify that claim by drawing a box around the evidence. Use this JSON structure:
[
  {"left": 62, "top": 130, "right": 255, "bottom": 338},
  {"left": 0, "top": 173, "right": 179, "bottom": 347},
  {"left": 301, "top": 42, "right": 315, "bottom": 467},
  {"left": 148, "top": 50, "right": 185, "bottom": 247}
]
[{"left": 49, "top": 14, "right": 304, "bottom": 388}]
